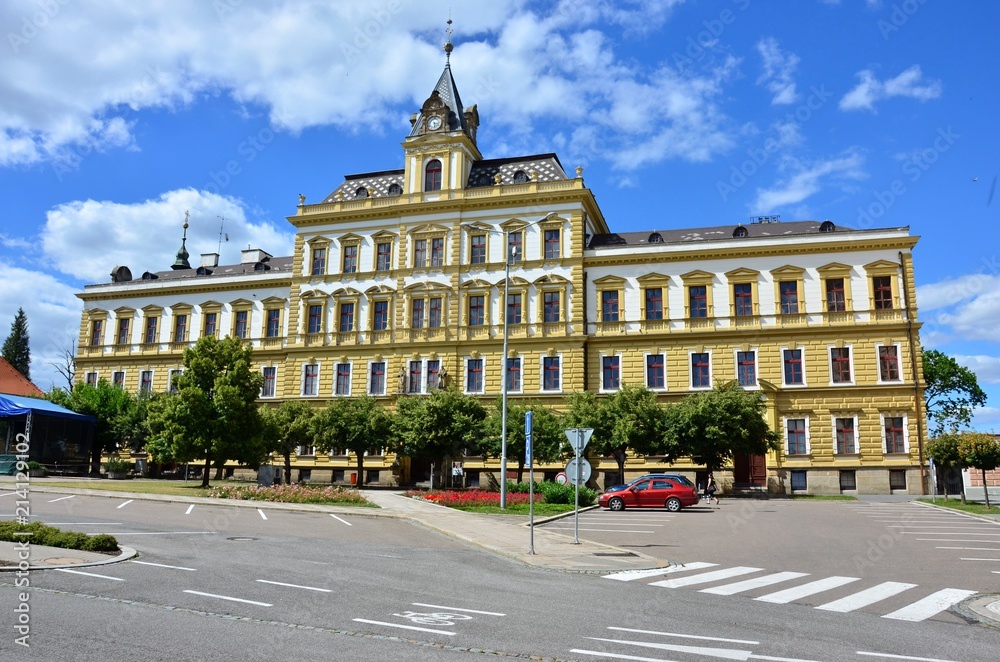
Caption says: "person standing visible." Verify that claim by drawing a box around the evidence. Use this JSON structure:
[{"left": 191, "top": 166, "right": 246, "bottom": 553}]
[{"left": 705, "top": 471, "right": 720, "bottom": 505}]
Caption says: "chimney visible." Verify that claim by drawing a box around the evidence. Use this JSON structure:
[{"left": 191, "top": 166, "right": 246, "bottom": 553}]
[
  {"left": 241, "top": 248, "right": 272, "bottom": 264},
  {"left": 200, "top": 253, "right": 220, "bottom": 268}
]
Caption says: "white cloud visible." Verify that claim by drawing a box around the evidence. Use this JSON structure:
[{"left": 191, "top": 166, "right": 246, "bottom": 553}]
[
  {"left": 953, "top": 355, "right": 1000, "bottom": 385},
  {"left": 839, "top": 65, "right": 942, "bottom": 112},
  {"left": 970, "top": 405, "right": 1000, "bottom": 432},
  {"left": 40, "top": 188, "right": 293, "bottom": 283},
  {"left": 756, "top": 37, "right": 800, "bottom": 105},
  {"left": 751, "top": 151, "right": 866, "bottom": 211},
  {"left": 916, "top": 273, "right": 1000, "bottom": 312}
]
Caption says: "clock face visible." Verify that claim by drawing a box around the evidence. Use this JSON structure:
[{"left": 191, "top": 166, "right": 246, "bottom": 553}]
[{"left": 427, "top": 116, "right": 442, "bottom": 131}]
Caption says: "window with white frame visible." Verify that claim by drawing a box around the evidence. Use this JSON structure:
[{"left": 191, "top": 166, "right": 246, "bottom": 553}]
[
  {"left": 882, "top": 413, "right": 908, "bottom": 454},
  {"left": 139, "top": 370, "right": 153, "bottom": 394},
  {"left": 602, "top": 355, "right": 620, "bottom": 391},
  {"left": 690, "top": 351, "right": 711, "bottom": 389},
  {"left": 830, "top": 346, "right": 853, "bottom": 384},
  {"left": 368, "top": 361, "right": 386, "bottom": 395},
  {"left": 85, "top": 371, "right": 98, "bottom": 386},
  {"left": 877, "top": 344, "right": 902, "bottom": 382},
  {"left": 334, "top": 362, "right": 351, "bottom": 396},
  {"left": 834, "top": 416, "right": 857, "bottom": 454},
  {"left": 505, "top": 356, "right": 522, "bottom": 393},
  {"left": 736, "top": 350, "right": 757, "bottom": 387},
  {"left": 542, "top": 355, "right": 561, "bottom": 391},
  {"left": 645, "top": 353, "right": 666, "bottom": 390},
  {"left": 168, "top": 369, "right": 183, "bottom": 394},
  {"left": 261, "top": 366, "right": 277, "bottom": 397},
  {"left": 785, "top": 417, "right": 809, "bottom": 455},
  {"left": 782, "top": 347, "right": 805, "bottom": 386},
  {"left": 408, "top": 360, "right": 423, "bottom": 394},
  {"left": 113, "top": 371, "right": 125, "bottom": 388},
  {"left": 466, "top": 358, "right": 484, "bottom": 394},
  {"left": 427, "top": 360, "right": 441, "bottom": 390},
  {"left": 302, "top": 364, "right": 319, "bottom": 396}
]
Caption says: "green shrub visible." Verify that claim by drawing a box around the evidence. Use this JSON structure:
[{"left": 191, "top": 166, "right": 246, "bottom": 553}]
[
  {"left": 537, "top": 481, "right": 598, "bottom": 506},
  {"left": 51, "top": 531, "right": 89, "bottom": 549},
  {"left": 103, "top": 457, "right": 133, "bottom": 473},
  {"left": 83, "top": 534, "right": 119, "bottom": 552},
  {"left": 0, "top": 521, "right": 118, "bottom": 552}
]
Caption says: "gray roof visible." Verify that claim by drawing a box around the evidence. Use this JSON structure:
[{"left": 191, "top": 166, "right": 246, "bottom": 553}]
[
  {"left": 467, "top": 154, "right": 568, "bottom": 188},
  {"left": 86, "top": 256, "right": 295, "bottom": 289},
  {"left": 408, "top": 62, "right": 467, "bottom": 137},
  {"left": 326, "top": 170, "right": 405, "bottom": 203},
  {"left": 588, "top": 220, "right": 905, "bottom": 249}
]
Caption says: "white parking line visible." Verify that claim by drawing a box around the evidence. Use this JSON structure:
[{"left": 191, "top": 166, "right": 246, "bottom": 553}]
[
  {"left": 917, "top": 538, "right": 1000, "bottom": 542},
  {"left": 815, "top": 582, "right": 917, "bottom": 612},
  {"left": 604, "top": 562, "right": 718, "bottom": 582},
  {"left": 183, "top": 590, "right": 271, "bottom": 607},
  {"left": 257, "top": 508, "right": 268, "bottom": 520},
  {"left": 857, "top": 650, "right": 963, "bottom": 661},
  {"left": 116, "top": 500, "right": 133, "bottom": 509},
  {"left": 185, "top": 504, "right": 195, "bottom": 515},
  {"left": 901, "top": 532, "right": 1000, "bottom": 536},
  {"left": 960, "top": 557, "right": 1000, "bottom": 561},
  {"left": 605, "top": 627, "right": 759, "bottom": 644},
  {"left": 256, "top": 579, "right": 332, "bottom": 592},
  {"left": 0, "top": 492, "right": 16, "bottom": 497},
  {"left": 89, "top": 531, "right": 215, "bottom": 536},
  {"left": 935, "top": 547, "right": 1000, "bottom": 551},
  {"left": 46, "top": 522, "right": 122, "bottom": 526},
  {"left": 55, "top": 568, "right": 123, "bottom": 581},
  {"left": 48, "top": 495, "right": 75, "bottom": 503},
  {"left": 651, "top": 566, "right": 762, "bottom": 589},
  {"left": 132, "top": 561, "right": 196, "bottom": 571},
  {"left": 545, "top": 527, "right": 654, "bottom": 534},
  {"left": 887, "top": 525, "right": 996, "bottom": 529},
  {"left": 352, "top": 618, "right": 455, "bottom": 636},
  {"left": 412, "top": 603, "right": 506, "bottom": 616},
  {"left": 329, "top": 514, "right": 351, "bottom": 526},
  {"left": 882, "top": 588, "right": 977, "bottom": 622}
]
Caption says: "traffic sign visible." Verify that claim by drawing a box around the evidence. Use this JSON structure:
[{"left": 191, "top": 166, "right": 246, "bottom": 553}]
[
  {"left": 564, "top": 428, "right": 594, "bottom": 455},
  {"left": 565, "top": 458, "right": 592, "bottom": 485},
  {"left": 555, "top": 472, "right": 568, "bottom": 485},
  {"left": 525, "top": 411, "right": 533, "bottom": 468}
]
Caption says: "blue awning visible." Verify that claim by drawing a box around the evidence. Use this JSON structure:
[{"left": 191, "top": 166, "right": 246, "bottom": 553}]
[{"left": 0, "top": 393, "right": 97, "bottom": 422}]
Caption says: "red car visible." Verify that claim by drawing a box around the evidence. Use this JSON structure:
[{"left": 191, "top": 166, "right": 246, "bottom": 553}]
[{"left": 598, "top": 477, "right": 700, "bottom": 512}]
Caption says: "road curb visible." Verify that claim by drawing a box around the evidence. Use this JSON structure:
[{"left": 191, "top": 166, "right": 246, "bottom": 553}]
[
  {"left": 912, "top": 500, "right": 1000, "bottom": 525},
  {"left": 0, "top": 545, "right": 138, "bottom": 572}
]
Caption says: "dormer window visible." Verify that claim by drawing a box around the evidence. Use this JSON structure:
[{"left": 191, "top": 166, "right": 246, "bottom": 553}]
[
  {"left": 388, "top": 183, "right": 402, "bottom": 196},
  {"left": 196, "top": 266, "right": 213, "bottom": 276},
  {"left": 424, "top": 159, "right": 442, "bottom": 192},
  {"left": 648, "top": 232, "right": 663, "bottom": 244},
  {"left": 733, "top": 226, "right": 749, "bottom": 238},
  {"left": 820, "top": 220, "right": 836, "bottom": 233},
  {"left": 513, "top": 170, "right": 528, "bottom": 184},
  {"left": 141, "top": 271, "right": 158, "bottom": 280},
  {"left": 354, "top": 187, "right": 368, "bottom": 199},
  {"left": 254, "top": 262, "right": 269, "bottom": 272}
]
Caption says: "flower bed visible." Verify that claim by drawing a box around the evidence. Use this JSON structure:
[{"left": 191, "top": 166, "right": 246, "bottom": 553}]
[
  {"left": 404, "top": 489, "right": 531, "bottom": 507},
  {"left": 207, "top": 483, "right": 372, "bottom": 505}
]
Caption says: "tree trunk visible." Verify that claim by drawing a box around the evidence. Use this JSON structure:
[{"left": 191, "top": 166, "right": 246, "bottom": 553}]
[
  {"left": 214, "top": 464, "right": 224, "bottom": 480},
  {"left": 356, "top": 453, "right": 365, "bottom": 490},
  {"left": 983, "top": 468, "right": 992, "bottom": 510},
  {"left": 283, "top": 451, "right": 292, "bottom": 485},
  {"left": 90, "top": 444, "right": 103, "bottom": 477},
  {"left": 614, "top": 449, "right": 626, "bottom": 486},
  {"left": 201, "top": 455, "right": 211, "bottom": 488}
]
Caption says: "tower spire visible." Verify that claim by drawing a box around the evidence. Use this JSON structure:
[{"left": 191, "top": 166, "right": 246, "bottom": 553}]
[
  {"left": 444, "top": 17, "right": 453, "bottom": 64},
  {"left": 171, "top": 210, "right": 191, "bottom": 270}
]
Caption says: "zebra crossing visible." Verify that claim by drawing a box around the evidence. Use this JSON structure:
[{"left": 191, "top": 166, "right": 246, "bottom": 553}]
[{"left": 604, "top": 561, "right": 977, "bottom": 622}]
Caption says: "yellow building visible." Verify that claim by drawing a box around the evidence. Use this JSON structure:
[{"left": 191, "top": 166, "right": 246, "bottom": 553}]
[{"left": 75, "top": 49, "right": 927, "bottom": 495}]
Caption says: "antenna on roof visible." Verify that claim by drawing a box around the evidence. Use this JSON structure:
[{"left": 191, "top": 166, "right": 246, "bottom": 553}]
[{"left": 217, "top": 215, "right": 229, "bottom": 255}]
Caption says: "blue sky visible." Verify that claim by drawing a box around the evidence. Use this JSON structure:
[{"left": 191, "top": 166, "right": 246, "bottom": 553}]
[{"left": 2, "top": 0, "right": 999, "bottom": 427}]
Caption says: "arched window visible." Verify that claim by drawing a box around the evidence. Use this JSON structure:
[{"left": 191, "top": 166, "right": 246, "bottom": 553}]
[
  {"left": 424, "top": 159, "right": 442, "bottom": 192},
  {"left": 388, "top": 183, "right": 402, "bottom": 196},
  {"left": 819, "top": 220, "right": 836, "bottom": 233},
  {"left": 648, "top": 232, "right": 663, "bottom": 244},
  {"left": 733, "top": 226, "right": 748, "bottom": 238},
  {"left": 355, "top": 187, "right": 368, "bottom": 199},
  {"left": 513, "top": 170, "right": 528, "bottom": 184}
]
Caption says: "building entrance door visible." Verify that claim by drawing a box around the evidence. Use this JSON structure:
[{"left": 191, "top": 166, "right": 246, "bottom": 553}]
[{"left": 733, "top": 452, "right": 767, "bottom": 485}]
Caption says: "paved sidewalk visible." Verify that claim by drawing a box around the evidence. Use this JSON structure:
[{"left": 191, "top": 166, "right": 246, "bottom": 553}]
[{"left": 0, "top": 542, "right": 136, "bottom": 571}]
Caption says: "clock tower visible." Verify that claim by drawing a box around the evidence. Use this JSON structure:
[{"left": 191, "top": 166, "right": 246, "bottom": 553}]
[{"left": 402, "top": 24, "right": 482, "bottom": 195}]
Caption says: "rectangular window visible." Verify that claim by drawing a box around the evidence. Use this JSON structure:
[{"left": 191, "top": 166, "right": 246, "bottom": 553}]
[
  {"left": 645, "top": 288, "right": 663, "bottom": 320},
  {"left": 467, "top": 359, "right": 484, "bottom": 393},
  {"left": 470, "top": 234, "right": 486, "bottom": 264},
  {"left": 373, "top": 301, "right": 389, "bottom": 331},
  {"left": 889, "top": 469, "right": 907, "bottom": 490},
  {"left": 689, "top": 285, "right": 707, "bottom": 318},
  {"left": 113, "top": 371, "right": 125, "bottom": 388},
  {"left": 261, "top": 367, "right": 276, "bottom": 397},
  {"left": 831, "top": 347, "right": 852, "bottom": 383},
  {"left": 507, "top": 231, "right": 522, "bottom": 263},
  {"left": 303, "top": 364, "right": 319, "bottom": 396},
  {"left": 411, "top": 299, "right": 425, "bottom": 329},
  {"left": 429, "top": 297, "right": 443, "bottom": 328},
  {"left": 543, "top": 292, "right": 560, "bottom": 323},
  {"left": 839, "top": 470, "right": 857, "bottom": 491},
  {"left": 790, "top": 470, "right": 808, "bottom": 491},
  {"left": 602, "top": 356, "right": 620, "bottom": 391},
  {"left": 204, "top": 312, "right": 218, "bottom": 338},
  {"left": 879, "top": 345, "right": 900, "bottom": 381},
  {"left": 826, "top": 278, "right": 846, "bottom": 312},
  {"left": 786, "top": 419, "right": 807, "bottom": 455},
  {"left": 342, "top": 245, "right": 358, "bottom": 274},
  {"left": 90, "top": 319, "right": 103, "bottom": 346},
  {"left": 234, "top": 311, "right": 248, "bottom": 339},
  {"left": 311, "top": 247, "right": 326, "bottom": 276},
  {"left": 139, "top": 370, "right": 152, "bottom": 394},
  {"left": 543, "top": 356, "right": 561, "bottom": 391},
  {"left": 308, "top": 305, "right": 323, "bottom": 334},
  {"left": 430, "top": 237, "right": 444, "bottom": 267},
  {"left": 144, "top": 317, "right": 157, "bottom": 344},
  {"left": 873, "top": 276, "right": 893, "bottom": 310},
  {"left": 376, "top": 242, "right": 392, "bottom": 271},
  {"left": 369, "top": 362, "right": 385, "bottom": 395},
  {"left": 427, "top": 360, "right": 440, "bottom": 390},
  {"left": 544, "top": 229, "right": 560, "bottom": 260},
  {"left": 601, "top": 291, "right": 619, "bottom": 322},
  {"left": 469, "top": 295, "right": 485, "bottom": 326},
  {"left": 85, "top": 372, "right": 98, "bottom": 386},
  {"left": 173, "top": 315, "right": 187, "bottom": 342},
  {"left": 266, "top": 310, "right": 281, "bottom": 338},
  {"left": 734, "top": 283, "right": 753, "bottom": 316},
  {"left": 408, "top": 361, "right": 422, "bottom": 394},
  {"left": 646, "top": 354, "right": 665, "bottom": 389},
  {"left": 506, "top": 357, "right": 521, "bottom": 392},
  {"left": 779, "top": 281, "right": 799, "bottom": 314},
  {"left": 117, "top": 318, "right": 130, "bottom": 345},
  {"left": 783, "top": 349, "right": 803, "bottom": 385},
  {"left": 835, "top": 418, "right": 856, "bottom": 454},
  {"left": 737, "top": 351, "right": 757, "bottom": 387},
  {"left": 335, "top": 363, "right": 351, "bottom": 396},
  {"left": 414, "top": 239, "right": 427, "bottom": 268},
  {"left": 339, "top": 303, "right": 355, "bottom": 332},
  {"left": 884, "top": 416, "right": 906, "bottom": 453},
  {"left": 691, "top": 352, "right": 711, "bottom": 388},
  {"left": 506, "top": 293, "right": 521, "bottom": 325},
  {"left": 168, "top": 369, "right": 182, "bottom": 394}
]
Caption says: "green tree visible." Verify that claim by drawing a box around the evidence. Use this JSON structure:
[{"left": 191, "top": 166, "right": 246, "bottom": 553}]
[
  {"left": 926, "top": 433, "right": 967, "bottom": 503},
  {"left": 48, "top": 380, "right": 136, "bottom": 475},
  {"left": 391, "top": 387, "right": 485, "bottom": 486},
  {"left": 958, "top": 431, "right": 1000, "bottom": 510},
  {"left": 259, "top": 400, "right": 316, "bottom": 485},
  {"left": 311, "top": 396, "right": 391, "bottom": 489},
  {"left": 146, "top": 336, "right": 265, "bottom": 488},
  {"left": 483, "top": 400, "right": 565, "bottom": 483},
  {"left": 663, "top": 382, "right": 779, "bottom": 472},
  {"left": 2, "top": 307, "right": 30, "bottom": 381},
  {"left": 565, "top": 385, "right": 673, "bottom": 486},
  {"left": 923, "top": 349, "right": 987, "bottom": 435}
]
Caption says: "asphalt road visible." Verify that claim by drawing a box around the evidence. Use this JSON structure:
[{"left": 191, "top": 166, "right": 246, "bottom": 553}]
[{"left": 2, "top": 492, "right": 999, "bottom": 661}]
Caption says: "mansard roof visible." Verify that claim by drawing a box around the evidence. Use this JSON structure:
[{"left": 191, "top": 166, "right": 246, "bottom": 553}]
[{"left": 83, "top": 256, "right": 295, "bottom": 290}]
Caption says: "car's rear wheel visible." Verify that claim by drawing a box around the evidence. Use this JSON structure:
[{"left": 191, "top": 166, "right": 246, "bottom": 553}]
[
  {"left": 665, "top": 497, "right": 682, "bottom": 512},
  {"left": 608, "top": 497, "right": 625, "bottom": 511}
]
